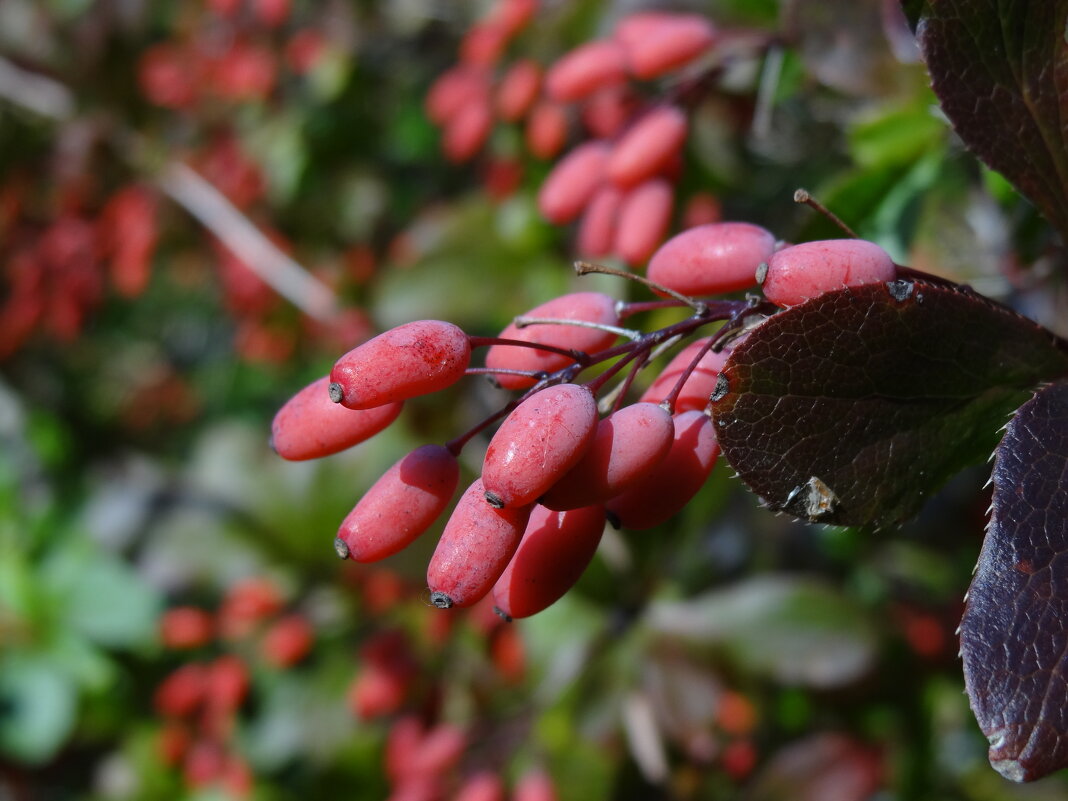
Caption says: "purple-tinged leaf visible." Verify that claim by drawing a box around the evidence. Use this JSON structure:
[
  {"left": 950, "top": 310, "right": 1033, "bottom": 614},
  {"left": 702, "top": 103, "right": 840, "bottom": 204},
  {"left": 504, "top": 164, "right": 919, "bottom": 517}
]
[
  {"left": 910, "top": 0, "right": 1068, "bottom": 241},
  {"left": 710, "top": 279, "right": 1068, "bottom": 527},
  {"left": 960, "top": 380, "right": 1068, "bottom": 782}
]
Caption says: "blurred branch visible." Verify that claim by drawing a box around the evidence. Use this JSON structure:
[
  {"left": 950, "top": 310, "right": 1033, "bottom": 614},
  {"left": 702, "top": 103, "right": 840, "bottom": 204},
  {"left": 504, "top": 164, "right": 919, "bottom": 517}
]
[
  {"left": 155, "top": 162, "right": 338, "bottom": 322},
  {"left": 0, "top": 56, "right": 74, "bottom": 120},
  {"left": 0, "top": 55, "right": 339, "bottom": 323}
]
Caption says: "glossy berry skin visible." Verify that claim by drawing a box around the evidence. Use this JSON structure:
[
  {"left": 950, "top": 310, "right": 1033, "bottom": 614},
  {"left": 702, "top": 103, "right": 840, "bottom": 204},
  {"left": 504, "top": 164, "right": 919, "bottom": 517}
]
[
  {"left": 647, "top": 222, "right": 777, "bottom": 296},
  {"left": 482, "top": 384, "right": 599, "bottom": 508},
  {"left": 159, "top": 607, "right": 214, "bottom": 649},
  {"left": 271, "top": 376, "right": 403, "bottom": 460},
  {"left": 541, "top": 402, "right": 675, "bottom": 510},
  {"left": 639, "top": 338, "right": 729, "bottom": 413},
  {"left": 427, "top": 478, "right": 533, "bottom": 609},
  {"left": 538, "top": 141, "right": 611, "bottom": 224},
  {"left": 606, "top": 106, "right": 688, "bottom": 188},
  {"left": 607, "top": 410, "right": 719, "bottom": 529},
  {"left": 485, "top": 292, "right": 620, "bottom": 390},
  {"left": 338, "top": 444, "right": 460, "bottom": 562},
  {"left": 492, "top": 504, "right": 606, "bottom": 619},
  {"left": 329, "top": 320, "right": 471, "bottom": 409},
  {"left": 761, "top": 238, "right": 896, "bottom": 307}
]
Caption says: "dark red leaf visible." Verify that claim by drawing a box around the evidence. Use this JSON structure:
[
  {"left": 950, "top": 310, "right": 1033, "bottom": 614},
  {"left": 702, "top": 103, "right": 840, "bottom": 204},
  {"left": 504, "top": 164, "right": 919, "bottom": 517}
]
[
  {"left": 960, "top": 380, "right": 1068, "bottom": 782},
  {"left": 710, "top": 279, "right": 1068, "bottom": 527},
  {"left": 911, "top": 0, "right": 1068, "bottom": 240}
]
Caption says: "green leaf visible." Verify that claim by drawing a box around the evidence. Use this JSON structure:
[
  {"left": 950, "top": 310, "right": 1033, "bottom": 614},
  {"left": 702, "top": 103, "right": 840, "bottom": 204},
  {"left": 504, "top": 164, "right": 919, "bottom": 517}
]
[
  {"left": 911, "top": 0, "right": 1068, "bottom": 241},
  {"left": 42, "top": 541, "right": 161, "bottom": 649},
  {"left": 0, "top": 653, "right": 78, "bottom": 764},
  {"left": 960, "top": 380, "right": 1068, "bottom": 782},
  {"left": 710, "top": 280, "right": 1068, "bottom": 527},
  {"left": 645, "top": 577, "right": 878, "bottom": 688}
]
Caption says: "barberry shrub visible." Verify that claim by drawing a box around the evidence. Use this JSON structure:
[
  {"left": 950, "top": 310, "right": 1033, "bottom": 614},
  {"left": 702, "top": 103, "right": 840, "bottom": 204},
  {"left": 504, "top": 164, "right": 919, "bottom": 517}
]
[{"left": 267, "top": 0, "right": 1068, "bottom": 785}]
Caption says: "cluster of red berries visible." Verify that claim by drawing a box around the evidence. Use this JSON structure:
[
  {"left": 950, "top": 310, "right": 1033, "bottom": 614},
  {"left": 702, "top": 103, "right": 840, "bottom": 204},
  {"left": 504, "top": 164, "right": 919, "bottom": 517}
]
[
  {"left": 152, "top": 577, "right": 314, "bottom": 796},
  {"left": 137, "top": 0, "right": 326, "bottom": 111},
  {"left": 0, "top": 179, "right": 159, "bottom": 360},
  {"left": 427, "top": 3, "right": 730, "bottom": 265},
  {"left": 272, "top": 221, "right": 898, "bottom": 616}
]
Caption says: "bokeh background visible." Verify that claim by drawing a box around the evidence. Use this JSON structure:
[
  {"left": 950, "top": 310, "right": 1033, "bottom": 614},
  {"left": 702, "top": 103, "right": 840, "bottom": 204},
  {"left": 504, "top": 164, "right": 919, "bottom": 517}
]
[{"left": 2, "top": 1, "right": 1067, "bottom": 799}]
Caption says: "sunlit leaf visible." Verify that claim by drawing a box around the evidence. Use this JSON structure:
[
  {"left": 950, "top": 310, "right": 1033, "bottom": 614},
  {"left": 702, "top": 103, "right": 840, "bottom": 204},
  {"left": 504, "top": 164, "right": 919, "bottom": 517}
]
[
  {"left": 710, "top": 280, "right": 1068, "bottom": 527},
  {"left": 645, "top": 576, "right": 878, "bottom": 688},
  {"left": 960, "top": 380, "right": 1068, "bottom": 782},
  {"left": 910, "top": 0, "right": 1068, "bottom": 240}
]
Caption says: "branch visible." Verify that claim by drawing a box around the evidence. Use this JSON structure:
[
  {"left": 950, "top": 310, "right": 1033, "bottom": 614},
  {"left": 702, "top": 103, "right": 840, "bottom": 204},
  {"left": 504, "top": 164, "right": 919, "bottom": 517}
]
[
  {"left": 155, "top": 162, "right": 338, "bottom": 322},
  {"left": 0, "top": 55, "right": 339, "bottom": 323},
  {"left": 0, "top": 56, "right": 74, "bottom": 121}
]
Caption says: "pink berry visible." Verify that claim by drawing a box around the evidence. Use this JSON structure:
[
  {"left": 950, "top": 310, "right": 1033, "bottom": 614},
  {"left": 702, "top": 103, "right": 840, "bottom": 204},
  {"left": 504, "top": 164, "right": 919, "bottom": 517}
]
[
  {"left": 271, "top": 376, "right": 402, "bottom": 460},
  {"left": 606, "top": 410, "right": 719, "bottom": 529},
  {"left": 338, "top": 444, "right": 460, "bottom": 562},
  {"left": 576, "top": 186, "right": 623, "bottom": 258},
  {"left": 453, "top": 771, "right": 507, "bottom": 801},
  {"left": 484, "top": 291, "right": 620, "bottom": 390},
  {"left": 482, "top": 384, "right": 599, "bottom": 509},
  {"left": 525, "top": 101, "right": 569, "bottom": 159},
  {"left": 613, "top": 179, "right": 674, "bottom": 265},
  {"left": 427, "top": 478, "right": 532, "bottom": 608},
  {"left": 646, "top": 222, "right": 777, "bottom": 296},
  {"left": 514, "top": 768, "right": 560, "bottom": 801},
  {"left": 760, "top": 238, "right": 897, "bottom": 307},
  {"left": 425, "top": 67, "right": 490, "bottom": 125},
  {"left": 639, "top": 338, "right": 729, "bottom": 413},
  {"left": 545, "top": 40, "right": 628, "bottom": 102},
  {"left": 329, "top": 320, "right": 470, "bottom": 409},
  {"left": 537, "top": 141, "right": 610, "bottom": 224},
  {"left": 606, "top": 106, "right": 688, "bottom": 188},
  {"left": 496, "top": 59, "right": 542, "bottom": 122},
  {"left": 616, "top": 13, "right": 717, "bottom": 79},
  {"left": 442, "top": 96, "right": 493, "bottom": 162},
  {"left": 541, "top": 402, "right": 675, "bottom": 510},
  {"left": 492, "top": 504, "right": 605, "bottom": 620}
]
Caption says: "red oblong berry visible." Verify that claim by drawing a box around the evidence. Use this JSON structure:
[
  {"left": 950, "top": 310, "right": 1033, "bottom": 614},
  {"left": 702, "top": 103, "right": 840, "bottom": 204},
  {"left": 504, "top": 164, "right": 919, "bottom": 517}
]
[
  {"left": 329, "top": 320, "right": 470, "bottom": 409},
  {"left": 482, "top": 384, "right": 599, "bottom": 508},
  {"left": 442, "top": 96, "right": 493, "bottom": 163},
  {"left": 613, "top": 179, "right": 674, "bottom": 266},
  {"left": 454, "top": 771, "right": 507, "bottom": 801},
  {"left": 545, "top": 40, "right": 627, "bottom": 102},
  {"left": 492, "top": 503, "right": 606, "bottom": 619},
  {"left": 484, "top": 291, "right": 620, "bottom": 390},
  {"left": 496, "top": 59, "right": 542, "bottom": 122},
  {"left": 541, "top": 402, "right": 675, "bottom": 510},
  {"left": 638, "top": 338, "right": 729, "bottom": 413},
  {"left": 425, "top": 67, "right": 490, "bottom": 125},
  {"left": 646, "top": 222, "right": 777, "bottom": 296},
  {"left": 606, "top": 410, "right": 719, "bottom": 529},
  {"left": 577, "top": 186, "right": 623, "bottom": 258},
  {"left": 606, "top": 106, "right": 688, "bottom": 188},
  {"left": 338, "top": 444, "right": 460, "bottom": 562},
  {"left": 271, "top": 376, "right": 403, "bottom": 460},
  {"left": 514, "top": 768, "right": 560, "bottom": 801},
  {"left": 616, "top": 13, "right": 717, "bottom": 79},
  {"left": 537, "top": 141, "right": 610, "bottom": 224},
  {"left": 525, "top": 101, "right": 569, "bottom": 160},
  {"left": 427, "top": 478, "right": 533, "bottom": 609},
  {"left": 760, "top": 238, "right": 896, "bottom": 307}
]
